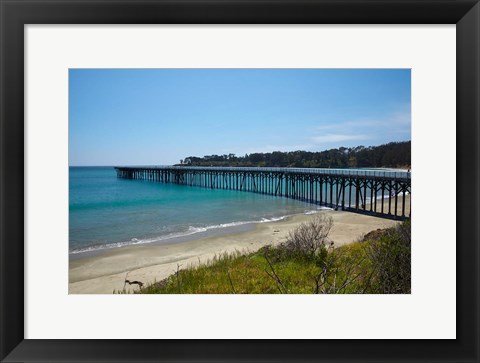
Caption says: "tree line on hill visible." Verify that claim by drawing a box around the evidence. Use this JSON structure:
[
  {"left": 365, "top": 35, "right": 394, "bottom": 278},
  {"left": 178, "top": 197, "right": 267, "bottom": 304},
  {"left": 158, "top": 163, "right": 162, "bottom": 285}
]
[{"left": 177, "top": 141, "right": 411, "bottom": 168}]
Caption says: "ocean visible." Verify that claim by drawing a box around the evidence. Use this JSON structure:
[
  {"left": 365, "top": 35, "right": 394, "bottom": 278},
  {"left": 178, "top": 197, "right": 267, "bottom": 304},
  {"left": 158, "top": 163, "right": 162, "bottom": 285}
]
[{"left": 69, "top": 167, "right": 325, "bottom": 255}]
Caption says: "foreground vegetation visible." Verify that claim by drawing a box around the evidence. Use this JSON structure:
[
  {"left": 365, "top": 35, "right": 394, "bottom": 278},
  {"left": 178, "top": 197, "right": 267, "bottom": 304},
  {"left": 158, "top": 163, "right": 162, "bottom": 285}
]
[
  {"left": 130, "top": 216, "right": 410, "bottom": 294},
  {"left": 177, "top": 141, "right": 411, "bottom": 169}
]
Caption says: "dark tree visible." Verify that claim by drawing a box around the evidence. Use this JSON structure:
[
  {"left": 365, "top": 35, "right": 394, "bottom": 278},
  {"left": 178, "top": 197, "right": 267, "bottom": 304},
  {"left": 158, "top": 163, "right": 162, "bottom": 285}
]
[{"left": 175, "top": 141, "right": 411, "bottom": 168}]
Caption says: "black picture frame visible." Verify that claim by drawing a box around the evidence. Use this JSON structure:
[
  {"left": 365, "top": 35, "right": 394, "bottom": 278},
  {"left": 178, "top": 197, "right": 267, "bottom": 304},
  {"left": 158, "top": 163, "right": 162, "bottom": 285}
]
[{"left": 1, "top": 1, "right": 479, "bottom": 362}]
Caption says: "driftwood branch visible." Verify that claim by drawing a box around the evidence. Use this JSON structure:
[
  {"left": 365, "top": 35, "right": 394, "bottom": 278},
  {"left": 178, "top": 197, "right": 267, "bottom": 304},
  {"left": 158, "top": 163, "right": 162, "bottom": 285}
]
[
  {"left": 123, "top": 271, "right": 130, "bottom": 290},
  {"left": 175, "top": 263, "right": 183, "bottom": 292},
  {"left": 263, "top": 253, "right": 288, "bottom": 294},
  {"left": 125, "top": 279, "right": 144, "bottom": 288},
  {"left": 123, "top": 271, "right": 144, "bottom": 290}
]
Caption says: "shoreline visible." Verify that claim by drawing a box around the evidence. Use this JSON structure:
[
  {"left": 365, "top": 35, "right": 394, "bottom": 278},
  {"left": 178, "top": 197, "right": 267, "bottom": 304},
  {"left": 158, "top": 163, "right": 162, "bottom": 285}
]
[
  {"left": 69, "top": 191, "right": 410, "bottom": 259},
  {"left": 69, "top": 221, "right": 258, "bottom": 260},
  {"left": 69, "top": 196, "right": 409, "bottom": 294}
]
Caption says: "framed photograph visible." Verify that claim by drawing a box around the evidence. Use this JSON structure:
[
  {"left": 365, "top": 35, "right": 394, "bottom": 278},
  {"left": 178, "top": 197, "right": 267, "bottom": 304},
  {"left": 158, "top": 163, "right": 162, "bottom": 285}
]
[{"left": 1, "top": 0, "right": 479, "bottom": 362}]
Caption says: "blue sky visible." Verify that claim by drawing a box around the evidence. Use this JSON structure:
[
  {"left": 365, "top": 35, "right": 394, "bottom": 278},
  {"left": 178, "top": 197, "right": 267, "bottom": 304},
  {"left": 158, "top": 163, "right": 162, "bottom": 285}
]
[{"left": 69, "top": 69, "right": 410, "bottom": 166}]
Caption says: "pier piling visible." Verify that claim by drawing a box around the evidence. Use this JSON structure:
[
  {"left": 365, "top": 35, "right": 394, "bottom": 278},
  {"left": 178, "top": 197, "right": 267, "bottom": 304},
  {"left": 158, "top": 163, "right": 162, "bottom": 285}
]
[{"left": 114, "top": 166, "right": 411, "bottom": 220}]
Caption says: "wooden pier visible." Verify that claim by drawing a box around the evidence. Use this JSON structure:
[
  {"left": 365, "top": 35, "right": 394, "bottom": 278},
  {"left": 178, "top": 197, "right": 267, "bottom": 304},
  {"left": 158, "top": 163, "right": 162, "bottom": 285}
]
[{"left": 114, "top": 166, "right": 411, "bottom": 220}]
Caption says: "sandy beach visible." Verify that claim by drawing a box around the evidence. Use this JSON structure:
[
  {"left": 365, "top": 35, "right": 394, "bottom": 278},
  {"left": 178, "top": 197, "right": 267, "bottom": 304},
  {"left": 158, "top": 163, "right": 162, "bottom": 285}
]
[{"left": 69, "top": 196, "right": 409, "bottom": 294}]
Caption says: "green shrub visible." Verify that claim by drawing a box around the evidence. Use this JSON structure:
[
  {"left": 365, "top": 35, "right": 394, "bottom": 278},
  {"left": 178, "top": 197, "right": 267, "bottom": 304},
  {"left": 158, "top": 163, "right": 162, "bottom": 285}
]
[{"left": 367, "top": 220, "right": 411, "bottom": 293}]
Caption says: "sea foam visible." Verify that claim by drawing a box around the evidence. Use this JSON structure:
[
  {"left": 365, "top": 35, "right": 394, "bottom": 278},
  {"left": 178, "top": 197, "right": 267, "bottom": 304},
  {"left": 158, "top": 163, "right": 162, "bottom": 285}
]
[{"left": 70, "top": 215, "right": 291, "bottom": 254}]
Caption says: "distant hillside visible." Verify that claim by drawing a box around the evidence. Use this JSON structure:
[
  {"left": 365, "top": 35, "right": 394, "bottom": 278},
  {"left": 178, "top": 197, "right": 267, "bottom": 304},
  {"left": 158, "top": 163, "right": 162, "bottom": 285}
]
[{"left": 177, "top": 141, "right": 411, "bottom": 169}]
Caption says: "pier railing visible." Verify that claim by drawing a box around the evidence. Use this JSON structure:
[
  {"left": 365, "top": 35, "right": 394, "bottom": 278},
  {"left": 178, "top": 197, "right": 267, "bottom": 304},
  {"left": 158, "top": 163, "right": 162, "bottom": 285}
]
[{"left": 114, "top": 166, "right": 411, "bottom": 220}]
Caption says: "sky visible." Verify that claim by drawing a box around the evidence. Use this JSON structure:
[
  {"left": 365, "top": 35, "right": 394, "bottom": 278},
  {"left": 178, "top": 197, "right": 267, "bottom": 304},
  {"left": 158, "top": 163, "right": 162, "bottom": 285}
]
[{"left": 69, "top": 69, "right": 411, "bottom": 166}]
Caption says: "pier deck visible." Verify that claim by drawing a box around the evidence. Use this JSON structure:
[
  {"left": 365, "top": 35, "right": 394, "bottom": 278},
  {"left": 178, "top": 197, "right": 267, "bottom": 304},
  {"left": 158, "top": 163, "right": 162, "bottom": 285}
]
[{"left": 114, "top": 166, "right": 411, "bottom": 220}]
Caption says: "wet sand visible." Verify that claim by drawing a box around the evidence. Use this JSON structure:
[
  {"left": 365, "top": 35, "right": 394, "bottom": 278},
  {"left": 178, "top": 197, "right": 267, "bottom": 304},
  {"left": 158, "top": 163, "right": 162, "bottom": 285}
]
[{"left": 69, "top": 196, "right": 409, "bottom": 294}]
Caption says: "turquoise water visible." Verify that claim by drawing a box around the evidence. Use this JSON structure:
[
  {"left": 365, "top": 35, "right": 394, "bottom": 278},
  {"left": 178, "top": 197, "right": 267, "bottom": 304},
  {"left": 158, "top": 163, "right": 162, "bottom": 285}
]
[{"left": 69, "top": 167, "right": 323, "bottom": 254}]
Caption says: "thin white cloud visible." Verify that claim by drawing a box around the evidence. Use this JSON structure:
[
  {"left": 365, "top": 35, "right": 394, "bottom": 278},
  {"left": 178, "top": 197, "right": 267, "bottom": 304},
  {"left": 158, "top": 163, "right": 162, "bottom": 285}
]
[
  {"left": 311, "top": 133, "right": 370, "bottom": 143},
  {"left": 314, "top": 108, "right": 411, "bottom": 134},
  {"left": 315, "top": 120, "right": 378, "bottom": 131},
  {"left": 311, "top": 108, "right": 410, "bottom": 146}
]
